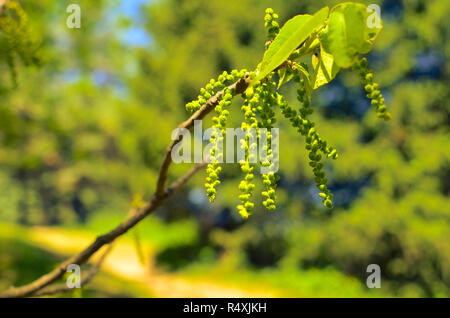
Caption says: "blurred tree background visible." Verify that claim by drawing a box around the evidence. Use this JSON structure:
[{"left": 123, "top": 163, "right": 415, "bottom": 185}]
[{"left": 0, "top": 0, "right": 448, "bottom": 297}]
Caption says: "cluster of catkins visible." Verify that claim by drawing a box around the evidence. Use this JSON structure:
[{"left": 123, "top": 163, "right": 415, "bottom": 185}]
[
  {"left": 236, "top": 85, "right": 258, "bottom": 218},
  {"left": 0, "top": 0, "right": 41, "bottom": 88},
  {"left": 353, "top": 58, "right": 392, "bottom": 121},
  {"left": 184, "top": 8, "right": 390, "bottom": 217},
  {"left": 186, "top": 69, "right": 248, "bottom": 203},
  {"left": 186, "top": 66, "right": 283, "bottom": 218},
  {"left": 236, "top": 73, "right": 280, "bottom": 218}
]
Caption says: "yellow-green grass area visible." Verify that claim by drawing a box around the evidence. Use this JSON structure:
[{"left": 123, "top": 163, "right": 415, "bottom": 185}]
[
  {"left": 0, "top": 222, "right": 153, "bottom": 297},
  {"left": 0, "top": 219, "right": 393, "bottom": 297},
  {"left": 179, "top": 262, "right": 391, "bottom": 298}
]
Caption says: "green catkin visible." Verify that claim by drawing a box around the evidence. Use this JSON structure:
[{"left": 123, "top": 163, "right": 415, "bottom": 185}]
[
  {"left": 204, "top": 87, "right": 231, "bottom": 202},
  {"left": 353, "top": 58, "right": 392, "bottom": 121},
  {"left": 257, "top": 74, "right": 279, "bottom": 211},
  {"left": 186, "top": 74, "right": 225, "bottom": 113},
  {"left": 202, "top": 69, "right": 248, "bottom": 202},
  {"left": 186, "top": 69, "right": 248, "bottom": 113},
  {"left": 237, "top": 85, "right": 259, "bottom": 219},
  {"left": 278, "top": 65, "right": 337, "bottom": 209},
  {"left": 264, "top": 8, "right": 280, "bottom": 44}
]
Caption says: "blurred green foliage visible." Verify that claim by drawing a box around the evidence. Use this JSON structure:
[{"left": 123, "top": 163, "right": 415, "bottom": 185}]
[
  {"left": 0, "top": 0, "right": 448, "bottom": 297},
  {"left": 0, "top": 0, "right": 41, "bottom": 91},
  {"left": 0, "top": 222, "right": 153, "bottom": 297}
]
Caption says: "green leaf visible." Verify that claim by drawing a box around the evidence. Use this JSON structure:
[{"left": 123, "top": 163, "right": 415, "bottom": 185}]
[
  {"left": 277, "top": 67, "right": 294, "bottom": 89},
  {"left": 255, "top": 6, "right": 329, "bottom": 82},
  {"left": 321, "top": 3, "right": 383, "bottom": 68},
  {"left": 312, "top": 47, "right": 340, "bottom": 89}
]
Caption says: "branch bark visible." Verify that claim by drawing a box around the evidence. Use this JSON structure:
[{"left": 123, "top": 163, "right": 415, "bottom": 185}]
[{"left": 0, "top": 75, "right": 251, "bottom": 298}]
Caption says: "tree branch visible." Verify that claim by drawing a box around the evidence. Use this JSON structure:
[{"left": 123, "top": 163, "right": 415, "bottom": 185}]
[{"left": 0, "top": 75, "right": 251, "bottom": 298}]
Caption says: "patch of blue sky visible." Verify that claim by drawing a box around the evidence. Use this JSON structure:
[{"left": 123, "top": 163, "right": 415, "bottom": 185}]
[
  {"left": 118, "top": 0, "right": 153, "bottom": 47},
  {"left": 120, "top": 0, "right": 149, "bottom": 22},
  {"left": 122, "top": 26, "right": 152, "bottom": 47}
]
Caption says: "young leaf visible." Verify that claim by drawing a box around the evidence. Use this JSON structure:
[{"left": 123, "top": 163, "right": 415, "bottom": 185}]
[
  {"left": 320, "top": 3, "right": 383, "bottom": 68},
  {"left": 295, "top": 63, "right": 312, "bottom": 98},
  {"left": 312, "top": 48, "right": 340, "bottom": 89},
  {"left": 277, "top": 67, "right": 294, "bottom": 89},
  {"left": 255, "top": 6, "right": 329, "bottom": 82}
]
